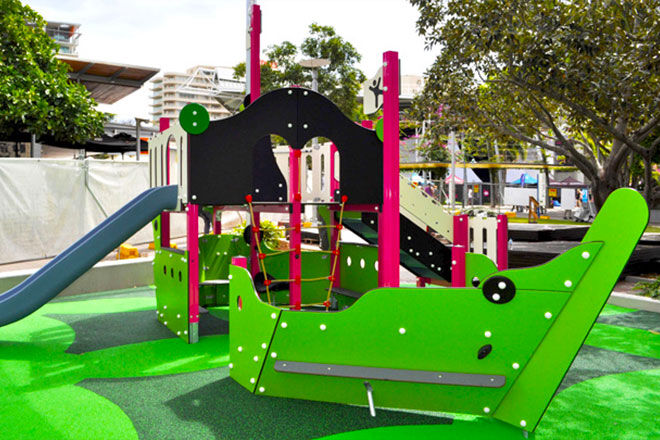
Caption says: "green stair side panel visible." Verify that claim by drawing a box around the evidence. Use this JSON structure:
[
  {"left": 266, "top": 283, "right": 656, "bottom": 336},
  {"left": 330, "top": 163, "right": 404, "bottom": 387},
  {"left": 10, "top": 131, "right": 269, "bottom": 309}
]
[
  {"left": 198, "top": 234, "right": 250, "bottom": 306},
  {"left": 494, "top": 188, "right": 649, "bottom": 430},
  {"left": 154, "top": 248, "right": 190, "bottom": 342},
  {"left": 254, "top": 286, "right": 570, "bottom": 416},
  {"left": 229, "top": 265, "right": 281, "bottom": 392},
  {"left": 338, "top": 243, "right": 379, "bottom": 294},
  {"left": 152, "top": 217, "right": 162, "bottom": 249},
  {"left": 465, "top": 253, "right": 498, "bottom": 286}
]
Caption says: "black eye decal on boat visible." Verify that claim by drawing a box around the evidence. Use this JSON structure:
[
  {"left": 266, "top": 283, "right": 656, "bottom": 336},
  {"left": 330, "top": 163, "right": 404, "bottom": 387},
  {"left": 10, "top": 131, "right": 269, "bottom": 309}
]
[{"left": 482, "top": 276, "right": 516, "bottom": 304}]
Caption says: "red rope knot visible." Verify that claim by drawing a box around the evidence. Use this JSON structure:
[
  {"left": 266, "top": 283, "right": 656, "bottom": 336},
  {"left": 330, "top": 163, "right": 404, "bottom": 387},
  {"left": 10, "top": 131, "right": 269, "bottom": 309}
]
[
  {"left": 252, "top": 226, "right": 260, "bottom": 234},
  {"left": 258, "top": 253, "right": 266, "bottom": 260},
  {"left": 323, "top": 300, "right": 331, "bottom": 308},
  {"left": 292, "top": 301, "right": 301, "bottom": 310},
  {"left": 294, "top": 224, "right": 301, "bottom": 233},
  {"left": 264, "top": 279, "right": 272, "bottom": 286},
  {"left": 245, "top": 194, "right": 253, "bottom": 203},
  {"left": 294, "top": 193, "right": 302, "bottom": 202},
  {"left": 328, "top": 275, "right": 336, "bottom": 282},
  {"left": 296, "top": 245, "right": 301, "bottom": 255},
  {"left": 293, "top": 150, "right": 302, "bottom": 159},
  {"left": 335, "top": 224, "right": 343, "bottom": 230},
  {"left": 341, "top": 195, "right": 348, "bottom": 203},
  {"left": 331, "top": 250, "right": 340, "bottom": 256},
  {"left": 294, "top": 276, "right": 301, "bottom": 284}
]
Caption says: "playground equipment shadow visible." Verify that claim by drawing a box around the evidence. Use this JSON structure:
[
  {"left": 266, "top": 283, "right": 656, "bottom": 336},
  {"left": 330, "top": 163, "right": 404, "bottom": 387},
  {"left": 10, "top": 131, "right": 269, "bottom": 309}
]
[{"left": 0, "top": 286, "right": 658, "bottom": 440}]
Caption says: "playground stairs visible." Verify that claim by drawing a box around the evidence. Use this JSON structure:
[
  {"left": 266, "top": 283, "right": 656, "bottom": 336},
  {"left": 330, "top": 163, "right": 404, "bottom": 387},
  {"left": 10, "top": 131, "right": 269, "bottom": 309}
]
[{"left": 341, "top": 212, "right": 451, "bottom": 281}]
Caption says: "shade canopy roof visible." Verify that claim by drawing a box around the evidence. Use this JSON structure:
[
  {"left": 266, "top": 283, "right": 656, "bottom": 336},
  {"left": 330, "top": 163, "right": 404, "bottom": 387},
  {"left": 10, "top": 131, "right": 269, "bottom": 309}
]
[{"left": 58, "top": 55, "right": 159, "bottom": 104}]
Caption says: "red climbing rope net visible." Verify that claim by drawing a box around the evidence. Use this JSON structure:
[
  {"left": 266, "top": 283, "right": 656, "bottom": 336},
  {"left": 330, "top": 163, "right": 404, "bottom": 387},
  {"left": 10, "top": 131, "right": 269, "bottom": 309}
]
[{"left": 245, "top": 194, "right": 347, "bottom": 311}]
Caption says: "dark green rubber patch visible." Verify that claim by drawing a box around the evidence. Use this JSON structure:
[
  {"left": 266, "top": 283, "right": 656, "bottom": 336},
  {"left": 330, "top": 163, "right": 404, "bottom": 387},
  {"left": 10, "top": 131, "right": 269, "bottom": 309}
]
[
  {"left": 48, "top": 311, "right": 228, "bottom": 354},
  {"left": 556, "top": 344, "right": 660, "bottom": 392},
  {"left": 51, "top": 286, "right": 155, "bottom": 303},
  {"left": 79, "top": 368, "right": 451, "bottom": 440},
  {"left": 596, "top": 310, "right": 660, "bottom": 332},
  {"left": 179, "top": 103, "right": 210, "bottom": 135}
]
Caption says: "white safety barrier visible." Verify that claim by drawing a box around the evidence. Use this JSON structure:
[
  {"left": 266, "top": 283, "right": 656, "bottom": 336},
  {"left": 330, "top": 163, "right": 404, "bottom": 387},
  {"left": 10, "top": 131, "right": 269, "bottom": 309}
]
[
  {"left": 0, "top": 158, "right": 187, "bottom": 265},
  {"left": 149, "top": 123, "right": 188, "bottom": 207},
  {"left": 273, "top": 143, "right": 333, "bottom": 203},
  {"left": 467, "top": 216, "right": 499, "bottom": 262}
]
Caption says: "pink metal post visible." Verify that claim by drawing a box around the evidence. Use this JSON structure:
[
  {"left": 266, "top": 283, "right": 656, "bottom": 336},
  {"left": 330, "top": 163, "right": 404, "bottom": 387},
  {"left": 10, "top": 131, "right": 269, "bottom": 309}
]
[
  {"left": 249, "top": 4, "right": 261, "bottom": 101},
  {"left": 496, "top": 214, "right": 509, "bottom": 270},
  {"left": 187, "top": 203, "right": 199, "bottom": 326},
  {"left": 159, "top": 117, "right": 171, "bottom": 248},
  {"left": 452, "top": 214, "right": 469, "bottom": 287},
  {"left": 378, "top": 51, "right": 400, "bottom": 288},
  {"left": 213, "top": 207, "right": 221, "bottom": 234},
  {"left": 289, "top": 148, "right": 302, "bottom": 308},
  {"left": 329, "top": 143, "right": 341, "bottom": 288},
  {"left": 232, "top": 256, "right": 248, "bottom": 269},
  {"left": 248, "top": 3, "right": 262, "bottom": 276}
]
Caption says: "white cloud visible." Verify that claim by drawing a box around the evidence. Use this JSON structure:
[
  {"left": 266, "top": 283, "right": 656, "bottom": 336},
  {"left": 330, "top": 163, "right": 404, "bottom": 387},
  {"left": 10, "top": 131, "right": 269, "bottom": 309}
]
[{"left": 26, "top": 0, "right": 437, "bottom": 119}]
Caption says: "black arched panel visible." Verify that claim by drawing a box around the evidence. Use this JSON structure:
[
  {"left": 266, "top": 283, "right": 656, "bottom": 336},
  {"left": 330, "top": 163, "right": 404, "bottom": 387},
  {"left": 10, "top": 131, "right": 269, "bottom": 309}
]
[{"left": 188, "top": 87, "right": 383, "bottom": 206}]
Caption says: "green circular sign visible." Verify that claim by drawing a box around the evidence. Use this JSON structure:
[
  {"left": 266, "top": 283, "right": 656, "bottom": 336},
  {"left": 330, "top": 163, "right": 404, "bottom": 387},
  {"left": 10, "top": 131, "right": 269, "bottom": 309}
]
[
  {"left": 179, "top": 103, "right": 210, "bottom": 135},
  {"left": 374, "top": 118, "right": 384, "bottom": 142}
]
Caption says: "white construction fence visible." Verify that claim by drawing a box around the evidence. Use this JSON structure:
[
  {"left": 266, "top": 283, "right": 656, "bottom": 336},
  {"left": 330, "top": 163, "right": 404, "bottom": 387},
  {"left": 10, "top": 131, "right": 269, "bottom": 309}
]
[{"left": 0, "top": 158, "right": 186, "bottom": 265}]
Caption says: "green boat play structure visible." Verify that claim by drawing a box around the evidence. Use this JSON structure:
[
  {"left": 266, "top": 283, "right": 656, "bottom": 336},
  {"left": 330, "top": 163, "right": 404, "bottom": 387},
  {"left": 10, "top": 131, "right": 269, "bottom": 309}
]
[
  {"left": 0, "top": 4, "right": 653, "bottom": 439},
  {"left": 143, "top": 71, "right": 648, "bottom": 437},
  {"left": 228, "top": 188, "right": 648, "bottom": 435}
]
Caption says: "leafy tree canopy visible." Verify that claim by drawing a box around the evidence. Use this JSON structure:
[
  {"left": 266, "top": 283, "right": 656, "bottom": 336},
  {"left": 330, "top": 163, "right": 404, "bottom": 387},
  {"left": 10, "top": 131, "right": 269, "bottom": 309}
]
[
  {"left": 234, "top": 23, "right": 366, "bottom": 120},
  {"left": 409, "top": 0, "right": 660, "bottom": 207},
  {"left": 0, "top": 0, "right": 105, "bottom": 144}
]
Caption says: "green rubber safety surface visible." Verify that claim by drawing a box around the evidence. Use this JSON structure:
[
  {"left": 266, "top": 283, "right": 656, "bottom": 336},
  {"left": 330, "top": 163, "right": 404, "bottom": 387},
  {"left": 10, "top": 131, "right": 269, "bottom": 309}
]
[
  {"left": 536, "top": 369, "right": 660, "bottom": 440},
  {"left": 179, "top": 103, "right": 210, "bottom": 135},
  {"left": 0, "top": 286, "right": 658, "bottom": 439}
]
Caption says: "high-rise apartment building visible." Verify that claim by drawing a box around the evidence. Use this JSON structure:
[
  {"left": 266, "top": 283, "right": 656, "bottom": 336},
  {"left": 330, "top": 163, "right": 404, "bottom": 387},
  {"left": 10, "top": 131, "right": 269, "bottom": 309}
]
[
  {"left": 44, "top": 21, "right": 81, "bottom": 56},
  {"left": 150, "top": 66, "right": 245, "bottom": 124}
]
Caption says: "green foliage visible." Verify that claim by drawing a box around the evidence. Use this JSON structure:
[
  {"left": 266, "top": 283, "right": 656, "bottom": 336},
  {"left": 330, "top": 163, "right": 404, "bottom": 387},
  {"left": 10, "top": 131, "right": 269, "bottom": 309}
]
[
  {"left": 234, "top": 23, "right": 366, "bottom": 120},
  {"left": 0, "top": 0, "right": 105, "bottom": 143},
  {"left": 633, "top": 276, "right": 660, "bottom": 299},
  {"left": 409, "top": 0, "right": 660, "bottom": 208},
  {"left": 230, "top": 220, "right": 284, "bottom": 250}
]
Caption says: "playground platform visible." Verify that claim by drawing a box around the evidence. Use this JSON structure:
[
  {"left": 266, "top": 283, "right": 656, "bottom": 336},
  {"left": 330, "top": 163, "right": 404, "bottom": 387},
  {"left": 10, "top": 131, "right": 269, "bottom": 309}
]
[{"left": 0, "top": 285, "right": 657, "bottom": 439}]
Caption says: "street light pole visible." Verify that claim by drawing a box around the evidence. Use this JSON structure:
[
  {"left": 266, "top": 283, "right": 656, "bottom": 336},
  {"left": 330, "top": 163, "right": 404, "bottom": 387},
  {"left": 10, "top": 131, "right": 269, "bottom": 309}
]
[{"left": 299, "top": 58, "right": 330, "bottom": 151}]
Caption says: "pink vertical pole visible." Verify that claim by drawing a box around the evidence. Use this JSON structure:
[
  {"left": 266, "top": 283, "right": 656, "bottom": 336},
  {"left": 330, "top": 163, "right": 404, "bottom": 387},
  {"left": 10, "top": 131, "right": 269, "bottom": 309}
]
[
  {"left": 249, "top": 4, "right": 261, "bottom": 101},
  {"left": 452, "top": 244, "right": 466, "bottom": 287},
  {"left": 159, "top": 117, "right": 170, "bottom": 248},
  {"left": 452, "top": 214, "right": 468, "bottom": 287},
  {"left": 213, "top": 207, "right": 221, "bottom": 235},
  {"left": 379, "top": 51, "right": 400, "bottom": 288},
  {"left": 496, "top": 214, "right": 509, "bottom": 270},
  {"left": 329, "top": 143, "right": 341, "bottom": 288},
  {"left": 248, "top": 3, "right": 261, "bottom": 276},
  {"left": 187, "top": 203, "right": 199, "bottom": 325},
  {"left": 289, "top": 148, "right": 302, "bottom": 308},
  {"left": 232, "top": 256, "right": 248, "bottom": 269}
]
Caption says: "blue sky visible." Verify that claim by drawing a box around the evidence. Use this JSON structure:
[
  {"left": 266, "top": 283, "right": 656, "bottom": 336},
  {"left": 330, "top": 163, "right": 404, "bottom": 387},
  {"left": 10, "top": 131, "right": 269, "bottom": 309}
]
[{"left": 26, "top": 0, "right": 438, "bottom": 119}]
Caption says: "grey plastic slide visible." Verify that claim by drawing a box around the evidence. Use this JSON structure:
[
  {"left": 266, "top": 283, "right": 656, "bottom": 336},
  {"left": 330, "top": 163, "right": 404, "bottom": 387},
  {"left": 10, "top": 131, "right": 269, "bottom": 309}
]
[{"left": 0, "top": 185, "right": 178, "bottom": 327}]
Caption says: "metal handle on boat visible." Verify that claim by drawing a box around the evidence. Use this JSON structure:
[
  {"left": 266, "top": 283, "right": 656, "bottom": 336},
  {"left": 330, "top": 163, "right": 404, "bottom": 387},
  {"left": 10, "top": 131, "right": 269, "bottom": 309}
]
[{"left": 364, "top": 381, "right": 376, "bottom": 417}]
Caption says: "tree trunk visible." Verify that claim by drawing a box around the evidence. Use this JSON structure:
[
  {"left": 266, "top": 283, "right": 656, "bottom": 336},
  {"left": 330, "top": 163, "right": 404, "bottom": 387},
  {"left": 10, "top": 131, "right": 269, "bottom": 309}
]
[
  {"left": 643, "top": 153, "right": 653, "bottom": 206},
  {"left": 591, "top": 174, "right": 620, "bottom": 210}
]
